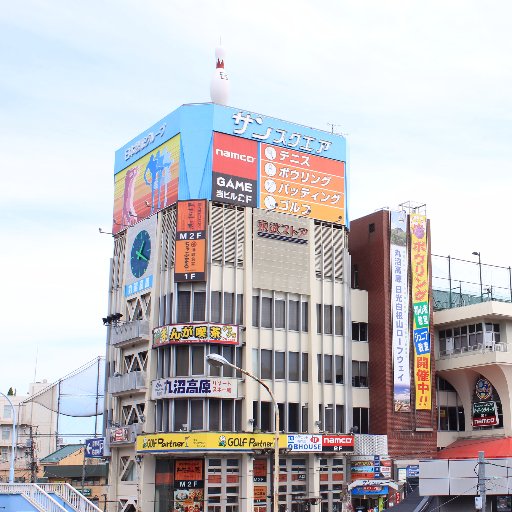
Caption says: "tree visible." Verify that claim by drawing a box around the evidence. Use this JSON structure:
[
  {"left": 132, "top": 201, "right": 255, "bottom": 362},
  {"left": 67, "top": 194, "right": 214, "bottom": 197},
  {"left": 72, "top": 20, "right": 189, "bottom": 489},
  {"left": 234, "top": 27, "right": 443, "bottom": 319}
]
[{"left": 7, "top": 387, "right": 15, "bottom": 396}]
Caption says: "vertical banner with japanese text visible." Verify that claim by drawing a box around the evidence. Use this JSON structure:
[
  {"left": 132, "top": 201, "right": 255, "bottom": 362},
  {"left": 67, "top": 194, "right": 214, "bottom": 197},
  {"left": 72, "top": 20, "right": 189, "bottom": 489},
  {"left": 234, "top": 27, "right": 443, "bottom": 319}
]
[
  {"left": 410, "top": 214, "right": 431, "bottom": 410},
  {"left": 390, "top": 211, "right": 411, "bottom": 412},
  {"left": 174, "top": 200, "right": 207, "bottom": 282}
]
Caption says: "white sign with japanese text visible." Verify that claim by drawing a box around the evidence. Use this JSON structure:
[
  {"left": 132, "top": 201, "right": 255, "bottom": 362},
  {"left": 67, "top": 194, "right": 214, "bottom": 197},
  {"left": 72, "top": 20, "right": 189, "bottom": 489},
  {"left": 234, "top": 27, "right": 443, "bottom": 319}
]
[{"left": 151, "top": 377, "right": 238, "bottom": 399}]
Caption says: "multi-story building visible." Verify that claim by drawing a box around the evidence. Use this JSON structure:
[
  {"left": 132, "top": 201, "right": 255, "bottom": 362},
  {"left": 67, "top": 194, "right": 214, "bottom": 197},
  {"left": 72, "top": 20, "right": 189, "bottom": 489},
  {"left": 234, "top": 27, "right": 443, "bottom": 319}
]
[
  {"left": 420, "top": 260, "right": 512, "bottom": 510},
  {"left": 103, "top": 104, "right": 437, "bottom": 512},
  {"left": 0, "top": 381, "right": 57, "bottom": 482},
  {"left": 103, "top": 102, "right": 377, "bottom": 512}
]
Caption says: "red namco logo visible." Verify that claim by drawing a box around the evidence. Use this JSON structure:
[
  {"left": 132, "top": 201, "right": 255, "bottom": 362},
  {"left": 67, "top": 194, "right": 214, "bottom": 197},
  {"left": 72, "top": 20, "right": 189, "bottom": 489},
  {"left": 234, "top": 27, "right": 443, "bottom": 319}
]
[{"left": 322, "top": 435, "right": 354, "bottom": 446}]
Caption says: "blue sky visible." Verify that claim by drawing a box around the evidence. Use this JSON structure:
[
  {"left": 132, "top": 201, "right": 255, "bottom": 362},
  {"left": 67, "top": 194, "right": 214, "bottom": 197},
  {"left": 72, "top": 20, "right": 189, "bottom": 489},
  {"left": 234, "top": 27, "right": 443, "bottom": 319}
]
[{"left": 2, "top": 1, "right": 512, "bottom": 434}]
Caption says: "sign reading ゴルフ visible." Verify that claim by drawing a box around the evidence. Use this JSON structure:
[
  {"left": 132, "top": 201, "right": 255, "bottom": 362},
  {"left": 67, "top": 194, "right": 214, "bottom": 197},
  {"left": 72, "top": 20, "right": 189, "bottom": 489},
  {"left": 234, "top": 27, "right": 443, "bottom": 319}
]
[
  {"left": 174, "top": 200, "right": 207, "bottom": 282},
  {"left": 153, "top": 323, "right": 238, "bottom": 347},
  {"left": 212, "top": 132, "right": 257, "bottom": 207},
  {"left": 152, "top": 377, "right": 238, "bottom": 399}
]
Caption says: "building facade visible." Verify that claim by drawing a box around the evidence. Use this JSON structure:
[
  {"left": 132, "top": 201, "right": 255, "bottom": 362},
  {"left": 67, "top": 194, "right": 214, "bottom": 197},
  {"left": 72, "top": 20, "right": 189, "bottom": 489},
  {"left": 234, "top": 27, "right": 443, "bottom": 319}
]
[
  {"left": 0, "top": 381, "right": 58, "bottom": 482},
  {"left": 103, "top": 103, "right": 383, "bottom": 512}
]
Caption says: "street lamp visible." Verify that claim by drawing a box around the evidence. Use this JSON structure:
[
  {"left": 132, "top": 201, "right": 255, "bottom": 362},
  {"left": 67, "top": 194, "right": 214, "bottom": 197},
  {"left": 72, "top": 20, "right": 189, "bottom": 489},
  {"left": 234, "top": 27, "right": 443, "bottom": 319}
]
[
  {"left": 472, "top": 251, "right": 483, "bottom": 302},
  {"left": 0, "top": 392, "right": 17, "bottom": 483},
  {"left": 206, "top": 354, "right": 280, "bottom": 512}
]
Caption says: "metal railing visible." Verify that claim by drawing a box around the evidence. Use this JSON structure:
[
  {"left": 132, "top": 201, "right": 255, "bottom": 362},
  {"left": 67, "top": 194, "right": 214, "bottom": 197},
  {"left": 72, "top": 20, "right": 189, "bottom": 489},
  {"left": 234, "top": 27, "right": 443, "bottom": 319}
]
[
  {"left": 432, "top": 254, "right": 512, "bottom": 311},
  {"left": 111, "top": 319, "right": 150, "bottom": 345},
  {"left": 108, "top": 370, "right": 146, "bottom": 394},
  {"left": 39, "top": 483, "right": 102, "bottom": 512},
  {"left": 438, "top": 342, "right": 509, "bottom": 358},
  {"left": 0, "top": 483, "right": 67, "bottom": 511}
]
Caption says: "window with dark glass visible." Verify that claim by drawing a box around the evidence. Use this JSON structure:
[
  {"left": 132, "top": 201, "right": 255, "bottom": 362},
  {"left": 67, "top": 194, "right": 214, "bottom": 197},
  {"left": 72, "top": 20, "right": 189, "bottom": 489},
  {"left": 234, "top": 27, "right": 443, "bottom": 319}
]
[
  {"left": 261, "top": 350, "right": 272, "bottom": 379},
  {"left": 324, "top": 354, "right": 333, "bottom": 383},
  {"left": 302, "top": 353, "right": 308, "bottom": 382},
  {"left": 352, "top": 322, "right": 368, "bottom": 341},
  {"left": 275, "top": 299, "right": 285, "bottom": 329},
  {"left": 335, "top": 355, "right": 343, "bottom": 384},
  {"left": 222, "top": 400, "right": 233, "bottom": 431},
  {"left": 252, "top": 296, "right": 259, "bottom": 327},
  {"left": 209, "top": 400, "right": 220, "bottom": 430},
  {"left": 191, "top": 400, "right": 203, "bottom": 430},
  {"left": 324, "top": 305, "right": 333, "bottom": 334},
  {"left": 302, "top": 301, "right": 308, "bottom": 332},
  {"left": 211, "top": 291, "right": 221, "bottom": 323},
  {"left": 177, "top": 291, "right": 191, "bottom": 323},
  {"left": 353, "top": 407, "right": 369, "bottom": 434},
  {"left": 275, "top": 351, "right": 286, "bottom": 380},
  {"left": 261, "top": 401, "right": 271, "bottom": 432},
  {"left": 289, "top": 300, "right": 299, "bottom": 331},
  {"left": 173, "top": 400, "right": 188, "bottom": 431},
  {"left": 236, "top": 294, "right": 243, "bottom": 325},
  {"left": 193, "top": 291, "right": 206, "bottom": 321},
  {"left": 288, "top": 403, "right": 299, "bottom": 432},
  {"left": 317, "top": 354, "right": 323, "bottom": 383},
  {"left": 317, "top": 304, "right": 322, "bottom": 334},
  {"left": 352, "top": 361, "right": 369, "bottom": 387},
  {"left": 224, "top": 293, "right": 234, "bottom": 324},
  {"left": 334, "top": 306, "right": 343, "bottom": 335},
  {"left": 335, "top": 405, "right": 344, "bottom": 432},
  {"left": 191, "top": 346, "right": 204, "bottom": 375},
  {"left": 175, "top": 346, "right": 189, "bottom": 376},
  {"left": 261, "top": 297, "right": 273, "bottom": 328},
  {"left": 289, "top": 352, "right": 300, "bottom": 381}
]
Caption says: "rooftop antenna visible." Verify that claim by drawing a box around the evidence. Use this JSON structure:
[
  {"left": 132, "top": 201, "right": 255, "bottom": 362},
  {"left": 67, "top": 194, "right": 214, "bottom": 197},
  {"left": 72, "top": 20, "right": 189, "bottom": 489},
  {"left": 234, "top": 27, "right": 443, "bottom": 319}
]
[{"left": 210, "top": 42, "right": 230, "bottom": 105}]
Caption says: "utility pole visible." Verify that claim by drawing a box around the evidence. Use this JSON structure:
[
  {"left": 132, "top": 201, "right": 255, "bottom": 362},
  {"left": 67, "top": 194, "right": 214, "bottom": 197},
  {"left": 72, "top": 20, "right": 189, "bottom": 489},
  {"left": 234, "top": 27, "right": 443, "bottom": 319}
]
[
  {"left": 478, "top": 451, "right": 486, "bottom": 512},
  {"left": 28, "top": 426, "right": 37, "bottom": 483}
]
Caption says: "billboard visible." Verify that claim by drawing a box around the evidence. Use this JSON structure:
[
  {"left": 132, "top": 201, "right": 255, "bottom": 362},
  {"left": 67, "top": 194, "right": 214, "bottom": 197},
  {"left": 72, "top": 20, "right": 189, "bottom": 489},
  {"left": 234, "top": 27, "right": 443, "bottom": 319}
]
[
  {"left": 153, "top": 323, "right": 239, "bottom": 347},
  {"left": 113, "top": 104, "right": 347, "bottom": 233},
  {"left": 85, "top": 438, "right": 104, "bottom": 458},
  {"left": 259, "top": 143, "right": 345, "bottom": 224},
  {"left": 174, "top": 200, "right": 207, "bottom": 282},
  {"left": 410, "top": 214, "right": 431, "bottom": 410},
  {"left": 390, "top": 211, "right": 411, "bottom": 412},
  {"left": 113, "top": 135, "right": 180, "bottom": 235},
  {"left": 212, "top": 132, "right": 257, "bottom": 207},
  {"left": 152, "top": 377, "right": 238, "bottom": 399}
]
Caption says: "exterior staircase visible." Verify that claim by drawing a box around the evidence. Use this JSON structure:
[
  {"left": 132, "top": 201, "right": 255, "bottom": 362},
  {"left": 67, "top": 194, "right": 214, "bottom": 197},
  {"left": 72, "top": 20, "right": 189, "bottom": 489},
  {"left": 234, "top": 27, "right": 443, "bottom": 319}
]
[{"left": 0, "top": 483, "right": 102, "bottom": 512}]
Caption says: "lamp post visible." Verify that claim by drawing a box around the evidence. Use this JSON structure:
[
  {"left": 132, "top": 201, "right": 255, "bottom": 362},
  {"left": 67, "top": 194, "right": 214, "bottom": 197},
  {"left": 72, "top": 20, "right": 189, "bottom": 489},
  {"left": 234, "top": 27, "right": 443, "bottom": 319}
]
[
  {"left": 0, "top": 392, "right": 17, "bottom": 483},
  {"left": 472, "top": 251, "right": 483, "bottom": 302},
  {"left": 206, "top": 354, "right": 280, "bottom": 512}
]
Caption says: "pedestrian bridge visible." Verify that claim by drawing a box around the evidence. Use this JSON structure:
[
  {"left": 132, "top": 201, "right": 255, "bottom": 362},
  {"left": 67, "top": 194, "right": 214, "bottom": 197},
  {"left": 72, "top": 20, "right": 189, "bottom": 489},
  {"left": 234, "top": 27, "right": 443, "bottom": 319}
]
[{"left": 0, "top": 483, "right": 101, "bottom": 512}]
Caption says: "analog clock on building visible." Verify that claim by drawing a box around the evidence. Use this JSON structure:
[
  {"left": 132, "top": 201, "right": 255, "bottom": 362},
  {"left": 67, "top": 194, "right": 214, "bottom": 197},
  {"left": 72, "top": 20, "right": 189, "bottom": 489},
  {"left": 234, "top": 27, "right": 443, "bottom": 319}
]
[{"left": 130, "top": 229, "right": 151, "bottom": 278}]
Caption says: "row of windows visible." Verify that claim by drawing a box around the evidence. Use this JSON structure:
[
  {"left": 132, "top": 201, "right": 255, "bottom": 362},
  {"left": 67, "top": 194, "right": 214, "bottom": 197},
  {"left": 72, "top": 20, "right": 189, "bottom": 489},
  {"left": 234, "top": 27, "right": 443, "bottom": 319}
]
[
  {"left": 164, "top": 291, "right": 244, "bottom": 325},
  {"left": 252, "top": 296, "right": 309, "bottom": 331},
  {"left": 316, "top": 304, "right": 344, "bottom": 335},
  {"left": 439, "top": 322, "right": 501, "bottom": 353},
  {"left": 156, "top": 345, "right": 242, "bottom": 379},
  {"left": 438, "top": 406, "right": 465, "bottom": 431},
  {"left": 254, "top": 349, "right": 308, "bottom": 382}
]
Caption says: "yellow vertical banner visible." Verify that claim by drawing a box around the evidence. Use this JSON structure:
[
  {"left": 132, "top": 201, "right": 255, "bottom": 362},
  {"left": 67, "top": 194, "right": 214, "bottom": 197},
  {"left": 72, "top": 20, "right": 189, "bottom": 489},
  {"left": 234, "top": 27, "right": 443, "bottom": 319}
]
[{"left": 410, "top": 214, "right": 431, "bottom": 410}]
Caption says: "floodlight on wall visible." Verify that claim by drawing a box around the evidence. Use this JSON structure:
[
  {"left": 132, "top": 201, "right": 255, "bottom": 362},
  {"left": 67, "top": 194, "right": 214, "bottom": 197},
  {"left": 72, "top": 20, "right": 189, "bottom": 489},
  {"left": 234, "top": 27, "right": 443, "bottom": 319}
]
[{"left": 102, "top": 313, "right": 123, "bottom": 326}]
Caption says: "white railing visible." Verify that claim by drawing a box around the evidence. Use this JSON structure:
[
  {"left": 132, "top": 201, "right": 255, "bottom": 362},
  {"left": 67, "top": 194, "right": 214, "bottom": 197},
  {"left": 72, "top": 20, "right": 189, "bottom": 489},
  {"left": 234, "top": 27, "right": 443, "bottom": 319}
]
[
  {"left": 439, "top": 342, "right": 509, "bottom": 358},
  {"left": 108, "top": 370, "right": 147, "bottom": 394},
  {"left": 0, "top": 483, "right": 67, "bottom": 511},
  {"left": 39, "top": 482, "right": 102, "bottom": 512}
]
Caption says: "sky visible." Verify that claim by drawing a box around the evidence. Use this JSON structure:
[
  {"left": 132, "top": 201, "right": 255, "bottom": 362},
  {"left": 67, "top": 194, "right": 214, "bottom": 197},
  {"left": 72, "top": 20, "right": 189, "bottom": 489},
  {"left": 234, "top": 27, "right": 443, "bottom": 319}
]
[{"left": 1, "top": 1, "right": 512, "bottom": 435}]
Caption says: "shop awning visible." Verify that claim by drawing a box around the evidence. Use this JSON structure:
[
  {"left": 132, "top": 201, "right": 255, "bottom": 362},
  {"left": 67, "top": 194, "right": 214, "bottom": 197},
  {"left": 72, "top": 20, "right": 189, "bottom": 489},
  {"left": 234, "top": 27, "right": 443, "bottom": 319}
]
[
  {"left": 348, "top": 479, "right": 399, "bottom": 491},
  {"left": 437, "top": 436, "right": 512, "bottom": 459}
]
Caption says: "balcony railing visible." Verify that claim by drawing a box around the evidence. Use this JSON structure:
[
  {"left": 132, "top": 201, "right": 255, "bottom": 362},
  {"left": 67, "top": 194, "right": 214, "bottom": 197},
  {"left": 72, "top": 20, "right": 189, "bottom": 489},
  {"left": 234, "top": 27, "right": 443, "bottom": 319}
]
[
  {"left": 111, "top": 320, "right": 150, "bottom": 346},
  {"left": 108, "top": 370, "right": 147, "bottom": 394},
  {"left": 438, "top": 342, "right": 509, "bottom": 359}
]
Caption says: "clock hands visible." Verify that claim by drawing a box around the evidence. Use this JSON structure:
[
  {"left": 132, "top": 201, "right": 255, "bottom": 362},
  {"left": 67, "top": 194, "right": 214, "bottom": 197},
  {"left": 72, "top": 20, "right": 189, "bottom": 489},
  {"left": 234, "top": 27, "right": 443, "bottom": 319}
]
[{"left": 135, "top": 240, "right": 149, "bottom": 261}]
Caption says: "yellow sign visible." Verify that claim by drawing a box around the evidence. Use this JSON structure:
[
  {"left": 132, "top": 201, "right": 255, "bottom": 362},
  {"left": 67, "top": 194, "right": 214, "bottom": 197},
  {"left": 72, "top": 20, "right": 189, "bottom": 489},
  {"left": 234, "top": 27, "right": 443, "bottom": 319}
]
[
  {"left": 137, "top": 432, "right": 278, "bottom": 452},
  {"left": 410, "top": 213, "right": 431, "bottom": 410}
]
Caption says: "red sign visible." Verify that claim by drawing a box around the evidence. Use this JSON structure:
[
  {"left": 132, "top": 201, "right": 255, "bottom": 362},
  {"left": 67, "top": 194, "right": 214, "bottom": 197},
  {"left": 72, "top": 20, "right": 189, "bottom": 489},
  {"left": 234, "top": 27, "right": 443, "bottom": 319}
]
[
  {"left": 212, "top": 132, "right": 258, "bottom": 208},
  {"left": 175, "top": 459, "right": 203, "bottom": 481},
  {"left": 175, "top": 200, "right": 207, "bottom": 282},
  {"left": 322, "top": 435, "right": 354, "bottom": 452}
]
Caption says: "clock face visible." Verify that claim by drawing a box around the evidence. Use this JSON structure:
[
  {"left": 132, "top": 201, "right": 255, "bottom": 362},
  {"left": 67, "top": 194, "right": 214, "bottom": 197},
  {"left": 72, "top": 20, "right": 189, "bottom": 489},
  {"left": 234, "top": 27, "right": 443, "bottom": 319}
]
[{"left": 130, "top": 230, "right": 151, "bottom": 278}]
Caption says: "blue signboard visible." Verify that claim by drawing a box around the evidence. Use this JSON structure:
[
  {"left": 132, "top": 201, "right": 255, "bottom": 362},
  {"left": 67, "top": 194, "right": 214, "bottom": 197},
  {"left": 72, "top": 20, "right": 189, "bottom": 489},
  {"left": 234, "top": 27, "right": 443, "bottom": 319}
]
[
  {"left": 406, "top": 465, "right": 420, "bottom": 478},
  {"left": 351, "top": 485, "right": 389, "bottom": 496},
  {"left": 85, "top": 438, "right": 105, "bottom": 458}
]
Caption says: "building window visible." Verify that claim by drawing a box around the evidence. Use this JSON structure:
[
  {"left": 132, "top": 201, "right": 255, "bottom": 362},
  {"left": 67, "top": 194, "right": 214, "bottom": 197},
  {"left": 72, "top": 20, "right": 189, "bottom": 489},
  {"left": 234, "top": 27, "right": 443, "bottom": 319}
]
[
  {"left": 335, "top": 355, "right": 343, "bottom": 384},
  {"left": 177, "top": 290, "right": 191, "bottom": 323},
  {"left": 301, "top": 302, "right": 308, "bottom": 332},
  {"left": 1, "top": 427, "right": 10, "bottom": 441},
  {"left": 352, "top": 361, "right": 369, "bottom": 387},
  {"left": 288, "top": 403, "right": 299, "bottom": 432},
  {"left": 353, "top": 407, "right": 369, "bottom": 434},
  {"left": 261, "top": 350, "right": 273, "bottom": 380},
  {"left": 438, "top": 405, "right": 465, "bottom": 431},
  {"left": 261, "top": 297, "right": 273, "bottom": 328},
  {"left": 302, "top": 353, "right": 308, "bottom": 382},
  {"left": 289, "top": 300, "right": 300, "bottom": 331},
  {"left": 352, "top": 322, "right": 368, "bottom": 342},
  {"left": 334, "top": 306, "right": 344, "bottom": 335},
  {"left": 275, "top": 299, "right": 286, "bottom": 329},
  {"left": 252, "top": 296, "right": 259, "bottom": 327},
  {"left": 3, "top": 406, "right": 11, "bottom": 419},
  {"left": 289, "top": 352, "right": 300, "bottom": 382},
  {"left": 275, "top": 351, "right": 286, "bottom": 380},
  {"left": 193, "top": 291, "right": 206, "bottom": 321},
  {"left": 318, "top": 354, "right": 334, "bottom": 384},
  {"left": 437, "top": 376, "right": 455, "bottom": 391}
]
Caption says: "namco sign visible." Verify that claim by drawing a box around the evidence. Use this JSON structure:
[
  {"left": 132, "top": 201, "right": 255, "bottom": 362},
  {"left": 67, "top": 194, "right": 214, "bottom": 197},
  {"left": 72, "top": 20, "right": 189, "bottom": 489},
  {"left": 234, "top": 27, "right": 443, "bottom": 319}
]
[{"left": 322, "top": 435, "right": 355, "bottom": 452}]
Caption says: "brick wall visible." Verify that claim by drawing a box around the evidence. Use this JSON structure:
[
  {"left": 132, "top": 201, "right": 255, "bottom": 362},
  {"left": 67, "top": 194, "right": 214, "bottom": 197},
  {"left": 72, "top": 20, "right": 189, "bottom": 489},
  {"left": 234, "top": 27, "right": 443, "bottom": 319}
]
[{"left": 349, "top": 210, "right": 437, "bottom": 460}]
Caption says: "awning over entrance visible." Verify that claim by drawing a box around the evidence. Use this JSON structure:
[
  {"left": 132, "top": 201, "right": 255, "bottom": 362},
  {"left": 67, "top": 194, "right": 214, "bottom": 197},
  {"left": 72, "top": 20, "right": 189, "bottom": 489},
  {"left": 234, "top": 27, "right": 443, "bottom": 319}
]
[{"left": 437, "top": 436, "right": 512, "bottom": 459}]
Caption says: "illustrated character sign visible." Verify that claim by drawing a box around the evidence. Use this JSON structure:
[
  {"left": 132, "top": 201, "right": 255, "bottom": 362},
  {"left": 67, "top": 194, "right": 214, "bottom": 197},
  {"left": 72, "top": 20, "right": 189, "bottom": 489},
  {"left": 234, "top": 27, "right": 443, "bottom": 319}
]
[{"left": 144, "top": 148, "right": 174, "bottom": 214}]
